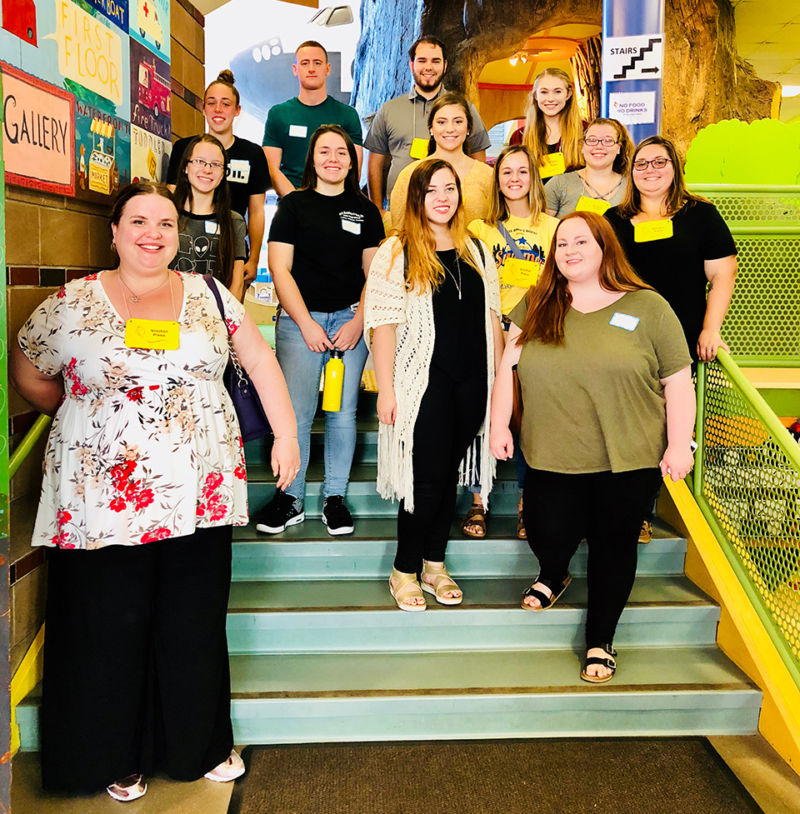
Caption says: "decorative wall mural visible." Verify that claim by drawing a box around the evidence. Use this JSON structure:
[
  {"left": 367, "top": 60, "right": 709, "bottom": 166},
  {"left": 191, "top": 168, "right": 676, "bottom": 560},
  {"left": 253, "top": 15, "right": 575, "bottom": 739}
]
[{"left": 1, "top": 0, "right": 169, "bottom": 202}]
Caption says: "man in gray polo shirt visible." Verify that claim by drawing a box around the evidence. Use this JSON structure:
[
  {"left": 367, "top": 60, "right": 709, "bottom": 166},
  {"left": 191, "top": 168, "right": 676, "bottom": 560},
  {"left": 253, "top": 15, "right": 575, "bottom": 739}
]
[{"left": 364, "top": 36, "right": 491, "bottom": 214}]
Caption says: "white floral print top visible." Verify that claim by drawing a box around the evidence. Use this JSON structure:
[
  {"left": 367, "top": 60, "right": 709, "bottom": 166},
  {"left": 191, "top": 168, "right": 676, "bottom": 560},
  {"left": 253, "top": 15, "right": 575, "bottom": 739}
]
[{"left": 18, "top": 272, "right": 249, "bottom": 550}]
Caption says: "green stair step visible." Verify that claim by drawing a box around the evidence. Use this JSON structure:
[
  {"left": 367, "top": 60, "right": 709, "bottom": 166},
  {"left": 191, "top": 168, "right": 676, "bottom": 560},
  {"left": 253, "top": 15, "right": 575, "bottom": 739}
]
[
  {"left": 225, "top": 575, "right": 718, "bottom": 654},
  {"left": 231, "top": 533, "right": 688, "bottom": 581}
]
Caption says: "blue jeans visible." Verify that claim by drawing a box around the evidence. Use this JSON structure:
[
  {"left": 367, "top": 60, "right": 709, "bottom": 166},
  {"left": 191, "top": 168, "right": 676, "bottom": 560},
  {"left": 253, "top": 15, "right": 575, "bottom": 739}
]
[{"left": 275, "top": 306, "right": 368, "bottom": 502}]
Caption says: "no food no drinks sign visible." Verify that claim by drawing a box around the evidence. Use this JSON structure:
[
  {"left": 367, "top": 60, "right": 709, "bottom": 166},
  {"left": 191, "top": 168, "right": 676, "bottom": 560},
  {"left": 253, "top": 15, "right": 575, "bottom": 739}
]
[{"left": 602, "top": 34, "right": 664, "bottom": 82}]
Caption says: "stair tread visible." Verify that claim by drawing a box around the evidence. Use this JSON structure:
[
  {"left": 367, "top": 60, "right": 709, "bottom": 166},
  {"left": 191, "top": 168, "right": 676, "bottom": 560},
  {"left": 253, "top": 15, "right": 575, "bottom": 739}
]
[
  {"left": 233, "top": 516, "right": 684, "bottom": 543},
  {"left": 227, "top": 645, "right": 757, "bottom": 697},
  {"left": 228, "top": 574, "right": 711, "bottom": 612}
]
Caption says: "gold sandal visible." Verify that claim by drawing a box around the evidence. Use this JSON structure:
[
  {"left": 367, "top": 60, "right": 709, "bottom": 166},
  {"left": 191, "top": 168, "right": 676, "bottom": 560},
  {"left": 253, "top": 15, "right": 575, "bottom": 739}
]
[
  {"left": 389, "top": 568, "right": 426, "bottom": 612},
  {"left": 421, "top": 561, "right": 463, "bottom": 606}
]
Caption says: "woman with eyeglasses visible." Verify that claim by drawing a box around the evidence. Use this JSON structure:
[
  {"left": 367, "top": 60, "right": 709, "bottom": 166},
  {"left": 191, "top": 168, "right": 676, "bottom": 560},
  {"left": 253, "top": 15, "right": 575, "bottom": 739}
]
[
  {"left": 546, "top": 118, "right": 633, "bottom": 218},
  {"left": 171, "top": 134, "right": 248, "bottom": 299},
  {"left": 605, "top": 136, "right": 737, "bottom": 363}
]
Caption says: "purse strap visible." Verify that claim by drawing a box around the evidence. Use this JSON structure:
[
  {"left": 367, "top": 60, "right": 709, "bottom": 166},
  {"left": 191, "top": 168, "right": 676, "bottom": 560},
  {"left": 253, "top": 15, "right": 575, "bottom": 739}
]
[
  {"left": 495, "top": 221, "right": 526, "bottom": 261},
  {"left": 204, "top": 275, "right": 250, "bottom": 389}
]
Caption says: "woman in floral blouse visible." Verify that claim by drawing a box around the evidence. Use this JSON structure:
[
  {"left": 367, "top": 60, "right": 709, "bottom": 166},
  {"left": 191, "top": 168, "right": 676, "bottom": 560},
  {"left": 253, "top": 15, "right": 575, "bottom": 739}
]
[{"left": 10, "top": 181, "right": 299, "bottom": 801}]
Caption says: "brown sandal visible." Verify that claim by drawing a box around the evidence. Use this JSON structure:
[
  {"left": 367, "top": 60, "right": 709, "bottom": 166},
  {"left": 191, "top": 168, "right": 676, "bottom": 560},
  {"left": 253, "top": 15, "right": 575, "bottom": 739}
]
[
  {"left": 461, "top": 503, "right": 487, "bottom": 538},
  {"left": 516, "top": 504, "right": 527, "bottom": 540}
]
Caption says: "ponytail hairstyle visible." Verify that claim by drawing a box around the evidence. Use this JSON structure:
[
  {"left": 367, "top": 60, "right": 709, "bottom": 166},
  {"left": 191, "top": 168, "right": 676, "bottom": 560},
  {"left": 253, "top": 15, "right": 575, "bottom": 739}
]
[
  {"left": 173, "top": 134, "right": 237, "bottom": 288},
  {"left": 204, "top": 69, "right": 240, "bottom": 107},
  {"left": 517, "top": 212, "right": 651, "bottom": 346},
  {"left": 486, "top": 144, "right": 546, "bottom": 227},
  {"left": 426, "top": 91, "right": 473, "bottom": 156},
  {"left": 299, "top": 124, "right": 362, "bottom": 195},
  {"left": 390, "top": 159, "right": 480, "bottom": 294},
  {"left": 584, "top": 117, "right": 634, "bottom": 175},
  {"left": 521, "top": 68, "right": 584, "bottom": 172}
]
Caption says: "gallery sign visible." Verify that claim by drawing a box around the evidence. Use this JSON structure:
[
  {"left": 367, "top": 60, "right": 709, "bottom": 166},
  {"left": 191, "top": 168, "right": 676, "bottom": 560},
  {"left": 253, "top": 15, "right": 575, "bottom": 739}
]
[{"left": 1, "top": 61, "right": 75, "bottom": 195}]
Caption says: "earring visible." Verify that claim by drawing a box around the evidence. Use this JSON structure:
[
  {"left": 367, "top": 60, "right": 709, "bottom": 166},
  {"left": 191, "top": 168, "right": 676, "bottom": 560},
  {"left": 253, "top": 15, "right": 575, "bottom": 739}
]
[{"left": 111, "top": 240, "right": 116, "bottom": 251}]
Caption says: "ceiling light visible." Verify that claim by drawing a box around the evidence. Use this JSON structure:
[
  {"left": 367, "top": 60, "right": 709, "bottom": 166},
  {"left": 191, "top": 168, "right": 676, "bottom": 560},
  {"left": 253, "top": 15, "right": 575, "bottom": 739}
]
[{"left": 781, "top": 85, "right": 800, "bottom": 98}]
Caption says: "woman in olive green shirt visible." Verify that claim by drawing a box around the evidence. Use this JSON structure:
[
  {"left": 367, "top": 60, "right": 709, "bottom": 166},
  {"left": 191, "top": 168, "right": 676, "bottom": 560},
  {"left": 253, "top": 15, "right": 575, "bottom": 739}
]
[{"left": 489, "top": 211, "right": 695, "bottom": 683}]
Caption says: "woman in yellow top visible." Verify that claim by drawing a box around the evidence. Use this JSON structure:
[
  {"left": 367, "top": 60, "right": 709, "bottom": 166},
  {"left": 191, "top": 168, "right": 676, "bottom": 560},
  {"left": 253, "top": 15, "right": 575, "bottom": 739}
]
[
  {"left": 509, "top": 68, "right": 585, "bottom": 183},
  {"left": 389, "top": 92, "right": 493, "bottom": 231},
  {"left": 462, "top": 145, "right": 558, "bottom": 539}
]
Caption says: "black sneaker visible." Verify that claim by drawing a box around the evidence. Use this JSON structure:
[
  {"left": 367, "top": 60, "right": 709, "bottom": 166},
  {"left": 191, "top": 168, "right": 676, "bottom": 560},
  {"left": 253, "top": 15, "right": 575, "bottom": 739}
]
[
  {"left": 255, "top": 490, "right": 304, "bottom": 534},
  {"left": 322, "top": 495, "right": 354, "bottom": 536}
]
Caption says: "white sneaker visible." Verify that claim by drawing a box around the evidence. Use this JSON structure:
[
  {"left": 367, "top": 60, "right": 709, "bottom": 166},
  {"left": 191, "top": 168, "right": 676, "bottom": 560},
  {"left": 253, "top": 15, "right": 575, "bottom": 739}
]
[{"left": 205, "top": 749, "right": 245, "bottom": 782}]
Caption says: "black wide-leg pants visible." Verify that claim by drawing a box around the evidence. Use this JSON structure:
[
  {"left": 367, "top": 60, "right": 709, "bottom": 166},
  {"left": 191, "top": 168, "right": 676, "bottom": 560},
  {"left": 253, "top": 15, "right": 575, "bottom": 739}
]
[
  {"left": 41, "top": 526, "right": 234, "bottom": 793},
  {"left": 523, "top": 468, "right": 662, "bottom": 649}
]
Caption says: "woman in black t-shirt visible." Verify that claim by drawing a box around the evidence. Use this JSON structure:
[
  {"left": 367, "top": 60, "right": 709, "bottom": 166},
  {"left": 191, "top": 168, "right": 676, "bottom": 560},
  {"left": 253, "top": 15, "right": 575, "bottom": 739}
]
[
  {"left": 258, "top": 125, "right": 384, "bottom": 538},
  {"left": 605, "top": 136, "right": 737, "bottom": 362}
]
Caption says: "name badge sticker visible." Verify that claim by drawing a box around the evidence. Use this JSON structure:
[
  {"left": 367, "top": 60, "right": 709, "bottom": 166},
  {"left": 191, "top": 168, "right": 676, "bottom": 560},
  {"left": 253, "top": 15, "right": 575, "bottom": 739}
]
[
  {"left": 204, "top": 220, "right": 220, "bottom": 235},
  {"left": 409, "top": 138, "right": 429, "bottom": 160},
  {"left": 609, "top": 312, "right": 640, "bottom": 332},
  {"left": 341, "top": 219, "right": 361, "bottom": 235},
  {"left": 288, "top": 124, "right": 308, "bottom": 138},
  {"left": 502, "top": 258, "right": 541, "bottom": 288},
  {"left": 124, "top": 319, "right": 180, "bottom": 350},
  {"left": 634, "top": 219, "right": 673, "bottom": 242},
  {"left": 575, "top": 196, "right": 611, "bottom": 215},
  {"left": 539, "top": 152, "right": 566, "bottom": 179}
]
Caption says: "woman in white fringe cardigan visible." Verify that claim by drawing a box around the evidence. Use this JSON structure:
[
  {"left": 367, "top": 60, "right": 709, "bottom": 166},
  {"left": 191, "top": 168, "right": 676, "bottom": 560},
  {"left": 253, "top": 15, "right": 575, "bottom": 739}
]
[{"left": 365, "top": 158, "right": 504, "bottom": 612}]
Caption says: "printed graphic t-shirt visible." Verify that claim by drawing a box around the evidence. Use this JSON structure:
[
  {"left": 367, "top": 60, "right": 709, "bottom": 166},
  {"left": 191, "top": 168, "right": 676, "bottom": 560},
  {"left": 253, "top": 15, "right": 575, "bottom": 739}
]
[{"left": 170, "top": 211, "right": 248, "bottom": 281}]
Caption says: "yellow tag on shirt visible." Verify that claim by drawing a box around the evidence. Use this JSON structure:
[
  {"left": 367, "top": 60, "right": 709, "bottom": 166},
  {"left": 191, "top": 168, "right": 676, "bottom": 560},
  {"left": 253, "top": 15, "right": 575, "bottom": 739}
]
[
  {"left": 634, "top": 219, "right": 674, "bottom": 242},
  {"left": 502, "top": 258, "right": 541, "bottom": 289},
  {"left": 410, "top": 138, "right": 429, "bottom": 160},
  {"left": 576, "top": 196, "right": 611, "bottom": 215},
  {"left": 124, "top": 319, "right": 180, "bottom": 350},
  {"left": 539, "top": 152, "right": 566, "bottom": 178}
]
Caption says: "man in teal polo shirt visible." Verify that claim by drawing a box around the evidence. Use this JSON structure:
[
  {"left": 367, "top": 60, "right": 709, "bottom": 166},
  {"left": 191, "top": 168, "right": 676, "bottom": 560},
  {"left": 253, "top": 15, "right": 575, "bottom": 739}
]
[{"left": 262, "top": 41, "right": 363, "bottom": 197}]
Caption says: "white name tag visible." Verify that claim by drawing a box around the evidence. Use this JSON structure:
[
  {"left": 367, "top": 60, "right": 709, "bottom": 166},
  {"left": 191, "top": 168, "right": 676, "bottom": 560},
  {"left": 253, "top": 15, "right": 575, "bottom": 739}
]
[
  {"left": 341, "top": 219, "right": 361, "bottom": 234},
  {"left": 609, "top": 312, "right": 640, "bottom": 331},
  {"left": 204, "top": 220, "right": 220, "bottom": 235},
  {"left": 227, "top": 158, "right": 251, "bottom": 184},
  {"left": 289, "top": 124, "right": 308, "bottom": 138}
]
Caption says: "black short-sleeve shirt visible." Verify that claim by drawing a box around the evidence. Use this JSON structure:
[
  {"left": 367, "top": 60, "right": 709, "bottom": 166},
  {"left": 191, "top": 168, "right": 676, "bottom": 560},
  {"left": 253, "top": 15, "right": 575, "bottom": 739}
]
[
  {"left": 268, "top": 188, "right": 385, "bottom": 312},
  {"left": 605, "top": 199, "right": 736, "bottom": 356},
  {"left": 167, "top": 135, "right": 270, "bottom": 219}
]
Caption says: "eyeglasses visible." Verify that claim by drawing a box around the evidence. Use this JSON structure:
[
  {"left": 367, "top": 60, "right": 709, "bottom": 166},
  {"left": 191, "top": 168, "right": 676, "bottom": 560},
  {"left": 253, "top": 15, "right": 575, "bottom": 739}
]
[
  {"left": 632, "top": 157, "right": 672, "bottom": 171},
  {"left": 583, "top": 136, "right": 618, "bottom": 147},
  {"left": 188, "top": 158, "right": 225, "bottom": 171}
]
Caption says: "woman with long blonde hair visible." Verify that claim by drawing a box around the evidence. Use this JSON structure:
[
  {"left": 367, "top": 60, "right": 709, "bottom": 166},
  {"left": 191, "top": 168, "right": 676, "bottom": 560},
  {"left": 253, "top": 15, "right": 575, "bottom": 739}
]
[
  {"left": 365, "top": 159, "right": 504, "bottom": 611},
  {"left": 510, "top": 68, "right": 585, "bottom": 181}
]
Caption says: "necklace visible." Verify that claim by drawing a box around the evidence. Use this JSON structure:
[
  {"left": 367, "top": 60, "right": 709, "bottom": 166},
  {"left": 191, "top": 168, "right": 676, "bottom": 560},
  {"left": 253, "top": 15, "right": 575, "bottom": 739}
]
[
  {"left": 118, "top": 272, "right": 178, "bottom": 322},
  {"left": 118, "top": 271, "right": 171, "bottom": 303},
  {"left": 581, "top": 171, "right": 623, "bottom": 201},
  {"left": 444, "top": 254, "right": 462, "bottom": 300}
]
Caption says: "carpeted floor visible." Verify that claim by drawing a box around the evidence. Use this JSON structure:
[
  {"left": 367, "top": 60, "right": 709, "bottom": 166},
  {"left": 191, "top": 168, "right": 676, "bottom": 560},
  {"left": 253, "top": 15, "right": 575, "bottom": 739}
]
[{"left": 228, "top": 737, "right": 763, "bottom": 814}]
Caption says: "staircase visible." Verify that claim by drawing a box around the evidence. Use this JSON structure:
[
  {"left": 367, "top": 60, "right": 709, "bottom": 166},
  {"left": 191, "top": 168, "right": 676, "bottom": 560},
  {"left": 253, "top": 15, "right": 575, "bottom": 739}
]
[{"left": 16, "top": 395, "right": 762, "bottom": 750}]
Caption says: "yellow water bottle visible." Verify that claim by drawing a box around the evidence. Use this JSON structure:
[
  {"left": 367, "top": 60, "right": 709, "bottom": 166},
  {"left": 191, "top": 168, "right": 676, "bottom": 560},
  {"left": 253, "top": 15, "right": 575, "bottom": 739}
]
[{"left": 322, "top": 349, "right": 345, "bottom": 412}]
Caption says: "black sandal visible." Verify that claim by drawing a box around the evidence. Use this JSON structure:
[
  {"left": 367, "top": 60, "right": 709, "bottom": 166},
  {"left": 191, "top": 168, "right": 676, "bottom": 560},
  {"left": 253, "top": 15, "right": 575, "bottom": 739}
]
[
  {"left": 520, "top": 573, "right": 572, "bottom": 612},
  {"left": 580, "top": 644, "right": 618, "bottom": 684}
]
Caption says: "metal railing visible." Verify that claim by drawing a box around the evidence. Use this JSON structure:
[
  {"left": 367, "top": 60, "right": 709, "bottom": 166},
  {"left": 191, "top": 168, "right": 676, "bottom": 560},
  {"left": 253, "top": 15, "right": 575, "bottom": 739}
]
[{"left": 694, "top": 349, "right": 800, "bottom": 687}]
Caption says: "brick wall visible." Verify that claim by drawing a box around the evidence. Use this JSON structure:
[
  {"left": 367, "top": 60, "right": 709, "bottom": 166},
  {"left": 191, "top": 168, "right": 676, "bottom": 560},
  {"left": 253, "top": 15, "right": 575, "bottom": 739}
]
[{"left": 5, "top": 0, "right": 206, "bottom": 675}]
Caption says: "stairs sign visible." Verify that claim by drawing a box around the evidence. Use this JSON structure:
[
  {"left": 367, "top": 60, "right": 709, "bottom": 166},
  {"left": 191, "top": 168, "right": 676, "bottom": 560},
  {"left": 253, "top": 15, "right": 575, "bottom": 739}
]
[{"left": 602, "top": 34, "right": 664, "bottom": 82}]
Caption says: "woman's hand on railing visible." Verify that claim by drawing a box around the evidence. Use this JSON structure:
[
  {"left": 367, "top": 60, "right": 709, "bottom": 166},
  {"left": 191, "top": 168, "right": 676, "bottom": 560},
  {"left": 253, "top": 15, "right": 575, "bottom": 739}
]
[{"left": 660, "top": 444, "right": 695, "bottom": 482}]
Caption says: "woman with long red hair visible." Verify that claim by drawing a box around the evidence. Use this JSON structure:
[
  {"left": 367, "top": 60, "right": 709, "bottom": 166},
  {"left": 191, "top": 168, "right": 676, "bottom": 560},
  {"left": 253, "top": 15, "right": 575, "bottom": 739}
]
[{"left": 489, "top": 212, "right": 695, "bottom": 682}]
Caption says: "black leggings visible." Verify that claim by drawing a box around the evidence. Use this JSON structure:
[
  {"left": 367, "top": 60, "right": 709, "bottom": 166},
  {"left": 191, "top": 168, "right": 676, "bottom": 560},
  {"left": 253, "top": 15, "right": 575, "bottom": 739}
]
[
  {"left": 523, "top": 467, "right": 662, "bottom": 649},
  {"left": 41, "top": 526, "right": 234, "bottom": 792},
  {"left": 395, "top": 368, "right": 487, "bottom": 573}
]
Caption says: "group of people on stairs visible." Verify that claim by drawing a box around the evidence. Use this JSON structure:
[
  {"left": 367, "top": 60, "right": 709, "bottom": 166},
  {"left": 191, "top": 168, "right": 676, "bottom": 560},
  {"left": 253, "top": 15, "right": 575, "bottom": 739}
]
[{"left": 8, "top": 32, "right": 738, "bottom": 804}]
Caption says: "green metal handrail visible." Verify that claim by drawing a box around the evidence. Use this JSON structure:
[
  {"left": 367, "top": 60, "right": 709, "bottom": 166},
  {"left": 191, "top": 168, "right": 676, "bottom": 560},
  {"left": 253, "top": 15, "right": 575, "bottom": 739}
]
[
  {"left": 8, "top": 415, "right": 52, "bottom": 480},
  {"left": 694, "top": 348, "right": 800, "bottom": 688}
]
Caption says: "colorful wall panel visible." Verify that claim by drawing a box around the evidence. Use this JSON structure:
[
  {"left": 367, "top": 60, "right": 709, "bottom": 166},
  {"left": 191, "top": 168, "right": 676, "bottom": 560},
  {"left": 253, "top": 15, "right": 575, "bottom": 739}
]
[{"left": 1, "top": 0, "right": 170, "bottom": 200}]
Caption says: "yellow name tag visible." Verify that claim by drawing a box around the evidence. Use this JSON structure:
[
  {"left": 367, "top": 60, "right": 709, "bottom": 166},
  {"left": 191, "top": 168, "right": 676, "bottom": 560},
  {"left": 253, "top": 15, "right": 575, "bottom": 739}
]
[
  {"left": 502, "top": 258, "right": 541, "bottom": 289},
  {"left": 124, "top": 319, "right": 180, "bottom": 350},
  {"left": 409, "top": 138, "right": 429, "bottom": 160},
  {"left": 575, "top": 195, "right": 611, "bottom": 215},
  {"left": 539, "top": 152, "right": 565, "bottom": 178},
  {"left": 634, "top": 219, "right": 674, "bottom": 242}
]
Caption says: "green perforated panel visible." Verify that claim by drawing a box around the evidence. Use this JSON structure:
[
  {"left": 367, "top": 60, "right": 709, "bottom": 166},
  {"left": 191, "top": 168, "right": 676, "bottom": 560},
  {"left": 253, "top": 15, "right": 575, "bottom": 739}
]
[
  {"left": 698, "top": 191, "right": 800, "bottom": 228},
  {"left": 722, "top": 236, "right": 800, "bottom": 360},
  {"left": 701, "top": 362, "right": 800, "bottom": 660}
]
